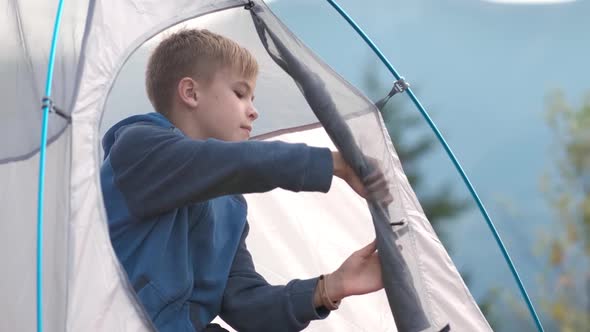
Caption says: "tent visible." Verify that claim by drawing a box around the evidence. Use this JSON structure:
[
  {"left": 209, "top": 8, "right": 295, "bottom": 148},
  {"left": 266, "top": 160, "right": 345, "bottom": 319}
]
[{"left": 1, "top": 0, "right": 538, "bottom": 331}]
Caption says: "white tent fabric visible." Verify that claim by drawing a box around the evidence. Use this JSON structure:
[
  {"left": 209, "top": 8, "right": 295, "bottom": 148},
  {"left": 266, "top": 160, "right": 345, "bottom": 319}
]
[
  {"left": 1, "top": 0, "right": 86, "bottom": 162},
  {"left": 233, "top": 126, "right": 488, "bottom": 331},
  {"left": 0, "top": 131, "right": 70, "bottom": 332},
  {"left": 1, "top": 0, "right": 491, "bottom": 331}
]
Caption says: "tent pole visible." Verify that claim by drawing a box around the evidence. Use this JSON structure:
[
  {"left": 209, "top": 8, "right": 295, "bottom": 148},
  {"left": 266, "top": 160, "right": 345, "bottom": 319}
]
[
  {"left": 325, "top": 1, "right": 545, "bottom": 331},
  {"left": 37, "top": 0, "right": 66, "bottom": 331}
]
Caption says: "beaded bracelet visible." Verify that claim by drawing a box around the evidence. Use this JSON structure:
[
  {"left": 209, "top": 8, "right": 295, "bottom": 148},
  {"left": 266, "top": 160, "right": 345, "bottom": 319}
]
[{"left": 319, "top": 274, "right": 341, "bottom": 310}]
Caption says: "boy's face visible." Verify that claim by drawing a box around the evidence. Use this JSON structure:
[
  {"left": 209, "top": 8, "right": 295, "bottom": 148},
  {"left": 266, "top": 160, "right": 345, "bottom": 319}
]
[{"left": 192, "top": 67, "right": 258, "bottom": 142}]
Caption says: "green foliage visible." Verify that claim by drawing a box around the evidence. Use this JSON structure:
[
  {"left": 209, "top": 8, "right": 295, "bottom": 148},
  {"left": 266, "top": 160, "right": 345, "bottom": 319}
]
[{"left": 540, "top": 90, "right": 590, "bottom": 331}]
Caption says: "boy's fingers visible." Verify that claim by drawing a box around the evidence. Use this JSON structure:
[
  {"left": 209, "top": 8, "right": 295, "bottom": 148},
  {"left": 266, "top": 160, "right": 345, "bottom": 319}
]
[
  {"left": 366, "top": 178, "right": 388, "bottom": 192},
  {"left": 365, "top": 175, "right": 393, "bottom": 205},
  {"left": 364, "top": 170, "right": 384, "bottom": 185},
  {"left": 364, "top": 170, "right": 389, "bottom": 191},
  {"left": 374, "top": 192, "right": 394, "bottom": 205},
  {"left": 354, "top": 179, "right": 368, "bottom": 198},
  {"left": 384, "top": 193, "right": 394, "bottom": 204},
  {"left": 356, "top": 240, "right": 377, "bottom": 257},
  {"left": 349, "top": 164, "right": 392, "bottom": 204}
]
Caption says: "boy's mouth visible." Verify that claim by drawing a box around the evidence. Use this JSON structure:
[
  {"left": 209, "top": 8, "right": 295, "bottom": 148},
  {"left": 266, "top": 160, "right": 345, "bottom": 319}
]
[{"left": 241, "top": 125, "right": 252, "bottom": 133}]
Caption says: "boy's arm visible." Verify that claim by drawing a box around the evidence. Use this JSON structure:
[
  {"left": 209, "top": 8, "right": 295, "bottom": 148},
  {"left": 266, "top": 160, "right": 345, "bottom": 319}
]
[
  {"left": 219, "top": 223, "right": 329, "bottom": 332},
  {"left": 109, "top": 124, "right": 333, "bottom": 218}
]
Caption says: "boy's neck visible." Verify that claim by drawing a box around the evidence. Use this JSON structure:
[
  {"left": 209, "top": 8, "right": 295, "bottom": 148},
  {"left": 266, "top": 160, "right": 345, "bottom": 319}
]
[{"left": 166, "top": 107, "right": 205, "bottom": 140}]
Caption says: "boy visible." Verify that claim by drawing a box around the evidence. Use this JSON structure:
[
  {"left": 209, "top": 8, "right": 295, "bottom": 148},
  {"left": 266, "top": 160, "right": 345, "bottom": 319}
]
[{"left": 101, "top": 29, "right": 390, "bottom": 332}]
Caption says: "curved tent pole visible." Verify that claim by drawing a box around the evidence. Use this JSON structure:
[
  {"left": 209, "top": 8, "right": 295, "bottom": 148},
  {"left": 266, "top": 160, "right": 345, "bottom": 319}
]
[
  {"left": 37, "top": 0, "right": 66, "bottom": 331},
  {"left": 325, "top": 1, "right": 545, "bottom": 331}
]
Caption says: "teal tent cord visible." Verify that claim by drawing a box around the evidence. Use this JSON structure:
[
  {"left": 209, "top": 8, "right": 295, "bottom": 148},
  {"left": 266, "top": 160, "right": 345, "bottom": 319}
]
[
  {"left": 325, "top": 1, "right": 544, "bottom": 331},
  {"left": 37, "top": 0, "right": 65, "bottom": 331}
]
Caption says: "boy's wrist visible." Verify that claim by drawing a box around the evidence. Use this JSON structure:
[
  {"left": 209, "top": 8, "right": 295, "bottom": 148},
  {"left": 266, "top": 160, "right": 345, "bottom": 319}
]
[
  {"left": 325, "top": 272, "right": 345, "bottom": 301},
  {"left": 331, "top": 151, "right": 346, "bottom": 179},
  {"left": 313, "top": 272, "right": 345, "bottom": 309}
]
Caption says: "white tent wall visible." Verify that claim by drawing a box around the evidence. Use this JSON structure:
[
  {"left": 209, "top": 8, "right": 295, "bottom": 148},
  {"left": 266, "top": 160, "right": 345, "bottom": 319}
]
[
  {"left": 239, "top": 127, "right": 398, "bottom": 332},
  {"left": 1, "top": 0, "right": 87, "bottom": 162},
  {"left": 1, "top": 0, "right": 85, "bottom": 330},
  {"left": 239, "top": 127, "right": 491, "bottom": 331},
  {"left": 0, "top": 131, "right": 70, "bottom": 332}
]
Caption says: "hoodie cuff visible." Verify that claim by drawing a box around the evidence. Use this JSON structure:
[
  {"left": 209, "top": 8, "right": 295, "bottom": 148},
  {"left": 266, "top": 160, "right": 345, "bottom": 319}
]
[
  {"left": 288, "top": 277, "right": 330, "bottom": 325},
  {"left": 301, "top": 147, "right": 333, "bottom": 193}
]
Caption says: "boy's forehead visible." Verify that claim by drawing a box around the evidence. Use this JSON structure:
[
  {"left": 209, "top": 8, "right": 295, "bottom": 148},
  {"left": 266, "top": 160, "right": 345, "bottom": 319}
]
[{"left": 219, "top": 67, "right": 257, "bottom": 88}]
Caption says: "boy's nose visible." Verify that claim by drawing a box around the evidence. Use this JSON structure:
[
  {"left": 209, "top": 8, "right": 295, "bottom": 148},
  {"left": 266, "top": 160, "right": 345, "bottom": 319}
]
[{"left": 248, "top": 106, "right": 259, "bottom": 121}]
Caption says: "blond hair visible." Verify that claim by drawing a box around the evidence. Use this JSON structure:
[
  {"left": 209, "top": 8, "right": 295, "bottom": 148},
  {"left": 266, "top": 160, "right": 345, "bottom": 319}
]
[{"left": 146, "top": 29, "right": 258, "bottom": 115}]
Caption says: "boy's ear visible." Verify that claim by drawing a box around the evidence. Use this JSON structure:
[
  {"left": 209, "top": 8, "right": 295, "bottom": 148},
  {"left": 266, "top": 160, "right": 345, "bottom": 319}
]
[{"left": 178, "top": 77, "right": 199, "bottom": 109}]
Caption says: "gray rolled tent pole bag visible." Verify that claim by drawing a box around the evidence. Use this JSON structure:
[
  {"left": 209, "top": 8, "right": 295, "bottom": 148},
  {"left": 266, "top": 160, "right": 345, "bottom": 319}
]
[{"left": 249, "top": 6, "right": 431, "bottom": 331}]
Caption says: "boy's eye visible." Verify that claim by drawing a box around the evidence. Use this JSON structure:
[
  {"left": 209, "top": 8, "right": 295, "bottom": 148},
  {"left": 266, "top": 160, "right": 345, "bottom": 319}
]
[{"left": 234, "top": 91, "right": 244, "bottom": 98}]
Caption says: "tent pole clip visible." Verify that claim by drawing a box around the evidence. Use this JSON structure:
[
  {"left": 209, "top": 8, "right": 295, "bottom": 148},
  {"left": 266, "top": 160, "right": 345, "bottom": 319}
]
[
  {"left": 41, "top": 96, "right": 71, "bottom": 122},
  {"left": 392, "top": 78, "right": 410, "bottom": 95},
  {"left": 244, "top": 1, "right": 255, "bottom": 10},
  {"left": 375, "top": 78, "right": 410, "bottom": 110}
]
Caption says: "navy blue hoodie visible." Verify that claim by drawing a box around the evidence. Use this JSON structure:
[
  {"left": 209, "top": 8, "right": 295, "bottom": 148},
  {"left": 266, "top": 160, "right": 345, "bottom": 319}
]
[{"left": 100, "top": 113, "right": 333, "bottom": 332}]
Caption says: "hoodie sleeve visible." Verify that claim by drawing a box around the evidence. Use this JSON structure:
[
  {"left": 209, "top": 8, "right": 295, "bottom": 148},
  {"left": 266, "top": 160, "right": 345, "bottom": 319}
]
[
  {"left": 219, "top": 223, "right": 329, "bottom": 332},
  {"left": 108, "top": 123, "right": 333, "bottom": 218}
]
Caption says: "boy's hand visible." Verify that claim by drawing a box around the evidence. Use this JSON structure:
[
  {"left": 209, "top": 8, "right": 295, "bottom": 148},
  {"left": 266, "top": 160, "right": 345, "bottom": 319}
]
[
  {"left": 332, "top": 151, "right": 393, "bottom": 205},
  {"left": 314, "top": 240, "right": 383, "bottom": 307}
]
